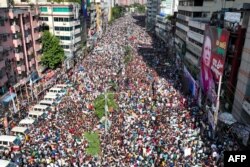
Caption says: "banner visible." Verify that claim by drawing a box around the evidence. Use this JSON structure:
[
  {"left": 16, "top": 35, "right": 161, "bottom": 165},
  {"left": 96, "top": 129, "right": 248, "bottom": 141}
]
[
  {"left": 200, "top": 25, "right": 230, "bottom": 102},
  {"left": 82, "top": 0, "right": 88, "bottom": 18}
]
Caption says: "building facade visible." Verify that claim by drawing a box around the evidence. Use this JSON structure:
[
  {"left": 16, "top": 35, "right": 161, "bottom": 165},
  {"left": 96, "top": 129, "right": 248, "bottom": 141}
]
[
  {"left": 146, "top": 0, "right": 160, "bottom": 31},
  {"left": 155, "top": 0, "right": 178, "bottom": 45},
  {"left": 117, "top": 0, "right": 147, "bottom": 6},
  {"left": 175, "top": 0, "right": 250, "bottom": 78},
  {"left": 38, "top": 2, "right": 82, "bottom": 59},
  {"left": 0, "top": 5, "right": 42, "bottom": 94}
]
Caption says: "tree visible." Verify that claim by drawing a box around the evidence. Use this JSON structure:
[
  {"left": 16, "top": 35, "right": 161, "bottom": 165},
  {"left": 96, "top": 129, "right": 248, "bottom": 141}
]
[
  {"left": 111, "top": 6, "right": 125, "bottom": 21},
  {"left": 41, "top": 31, "right": 65, "bottom": 69},
  {"left": 93, "top": 92, "right": 118, "bottom": 119},
  {"left": 123, "top": 45, "right": 133, "bottom": 65}
]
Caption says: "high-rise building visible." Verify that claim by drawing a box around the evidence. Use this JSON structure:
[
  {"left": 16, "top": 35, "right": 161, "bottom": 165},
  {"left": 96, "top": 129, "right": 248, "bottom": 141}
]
[
  {"left": 0, "top": 2, "right": 42, "bottom": 94},
  {"left": 155, "top": 0, "right": 178, "bottom": 44},
  {"left": 38, "top": 2, "right": 82, "bottom": 59},
  {"left": 146, "top": 0, "right": 160, "bottom": 31},
  {"left": 175, "top": 0, "right": 250, "bottom": 91},
  {"left": 117, "top": 0, "right": 147, "bottom": 6}
]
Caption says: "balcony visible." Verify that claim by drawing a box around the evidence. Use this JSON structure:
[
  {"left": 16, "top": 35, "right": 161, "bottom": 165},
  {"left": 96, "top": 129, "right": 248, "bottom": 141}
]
[
  {"left": 186, "top": 40, "right": 202, "bottom": 57},
  {"left": 0, "top": 59, "right": 5, "bottom": 69},
  {"left": 178, "top": 6, "right": 211, "bottom": 12},
  {"left": 35, "top": 44, "right": 42, "bottom": 51},
  {"left": 176, "top": 22, "right": 189, "bottom": 32},
  {"left": 13, "top": 39, "right": 22, "bottom": 47},
  {"left": 24, "top": 22, "right": 30, "bottom": 30},
  {"left": 243, "top": 100, "right": 250, "bottom": 115},
  {"left": 0, "top": 75, "right": 8, "bottom": 87},
  {"left": 188, "top": 20, "right": 206, "bottom": 30},
  {"left": 34, "top": 33, "right": 41, "bottom": 40},
  {"left": 33, "top": 21, "right": 40, "bottom": 28},
  {"left": 185, "top": 51, "right": 199, "bottom": 66},
  {"left": 187, "top": 30, "right": 204, "bottom": 43},
  {"left": 29, "top": 58, "right": 36, "bottom": 66},
  {"left": 75, "top": 36, "right": 81, "bottom": 43},
  {"left": 177, "top": 14, "right": 190, "bottom": 22},
  {"left": 11, "top": 24, "right": 20, "bottom": 33},
  {"left": 175, "top": 30, "right": 187, "bottom": 41},
  {"left": 74, "top": 20, "right": 81, "bottom": 26},
  {"left": 17, "top": 65, "right": 26, "bottom": 73},
  {"left": 26, "top": 34, "right": 32, "bottom": 42},
  {"left": 8, "top": 10, "right": 18, "bottom": 19},
  {"left": 74, "top": 28, "right": 81, "bottom": 34},
  {"left": 15, "top": 52, "right": 24, "bottom": 61}
]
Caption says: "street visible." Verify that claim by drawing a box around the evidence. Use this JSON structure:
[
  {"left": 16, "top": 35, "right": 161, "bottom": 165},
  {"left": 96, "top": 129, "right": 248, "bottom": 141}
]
[{"left": 0, "top": 14, "right": 234, "bottom": 167}]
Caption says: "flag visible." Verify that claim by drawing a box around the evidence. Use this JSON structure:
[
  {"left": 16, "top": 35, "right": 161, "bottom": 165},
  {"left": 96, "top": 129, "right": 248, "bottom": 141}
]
[{"left": 82, "top": 0, "right": 88, "bottom": 18}]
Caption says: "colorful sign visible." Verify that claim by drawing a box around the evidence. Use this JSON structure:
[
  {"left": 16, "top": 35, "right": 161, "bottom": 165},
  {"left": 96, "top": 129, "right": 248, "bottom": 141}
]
[{"left": 200, "top": 25, "right": 230, "bottom": 102}]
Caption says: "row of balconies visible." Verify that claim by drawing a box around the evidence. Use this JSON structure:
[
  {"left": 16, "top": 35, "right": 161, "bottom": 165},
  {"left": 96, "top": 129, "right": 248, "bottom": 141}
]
[{"left": 178, "top": 5, "right": 210, "bottom": 12}]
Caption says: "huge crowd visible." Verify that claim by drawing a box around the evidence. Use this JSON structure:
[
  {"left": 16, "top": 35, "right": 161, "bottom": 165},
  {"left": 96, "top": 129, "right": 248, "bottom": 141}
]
[{"left": 0, "top": 15, "right": 240, "bottom": 167}]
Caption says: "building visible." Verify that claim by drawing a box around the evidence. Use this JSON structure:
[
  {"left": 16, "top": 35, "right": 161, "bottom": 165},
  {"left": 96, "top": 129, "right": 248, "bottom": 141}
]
[
  {"left": 232, "top": 10, "right": 250, "bottom": 124},
  {"left": 0, "top": 3, "right": 42, "bottom": 94},
  {"left": 155, "top": 0, "right": 178, "bottom": 46},
  {"left": 146, "top": 0, "right": 160, "bottom": 31},
  {"left": 117, "top": 0, "right": 147, "bottom": 6},
  {"left": 37, "top": 1, "right": 82, "bottom": 61},
  {"left": 175, "top": 0, "right": 250, "bottom": 94},
  {"left": 87, "top": 0, "right": 97, "bottom": 50}
]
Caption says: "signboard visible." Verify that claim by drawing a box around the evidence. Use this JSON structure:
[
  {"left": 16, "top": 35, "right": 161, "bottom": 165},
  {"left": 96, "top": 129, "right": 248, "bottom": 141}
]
[
  {"left": 200, "top": 26, "right": 230, "bottom": 103},
  {"left": 224, "top": 12, "right": 241, "bottom": 23}
]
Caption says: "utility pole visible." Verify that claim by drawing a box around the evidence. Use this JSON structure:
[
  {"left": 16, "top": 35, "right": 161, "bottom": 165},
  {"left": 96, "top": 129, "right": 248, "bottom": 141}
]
[{"left": 104, "top": 87, "right": 108, "bottom": 134}]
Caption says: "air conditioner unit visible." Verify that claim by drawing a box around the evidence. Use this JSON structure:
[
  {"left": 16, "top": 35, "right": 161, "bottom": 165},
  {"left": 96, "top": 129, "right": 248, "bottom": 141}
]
[{"left": 63, "top": 23, "right": 66, "bottom": 25}]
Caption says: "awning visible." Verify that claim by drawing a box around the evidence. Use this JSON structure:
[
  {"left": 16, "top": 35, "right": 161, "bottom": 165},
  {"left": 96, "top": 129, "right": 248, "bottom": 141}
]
[
  {"left": 1, "top": 93, "right": 16, "bottom": 103},
  {"left": 218, "top": 112, "right": 237, "bottom": 125}
]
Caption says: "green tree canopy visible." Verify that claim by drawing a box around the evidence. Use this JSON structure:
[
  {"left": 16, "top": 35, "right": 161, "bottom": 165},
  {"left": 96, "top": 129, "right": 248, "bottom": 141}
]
[
  {"left": 94, "top": 92, "right": 118, "bottom": 119},
  {"left": 41, "top": 31, "right": 65, "bottom": 69},
  {"left": 111, "top": 6, "right": 126, "bottom": 21}
]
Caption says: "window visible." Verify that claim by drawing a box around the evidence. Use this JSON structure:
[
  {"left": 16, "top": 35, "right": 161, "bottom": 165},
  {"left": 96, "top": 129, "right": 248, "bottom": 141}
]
[
  {"left": 40, "top": 17, "right": 48, "bottom": 21},
  {"left": 0, "top": 19, "right": 5, "bottom": 26},
  {"left": 75, "top": 33, "right": 81, "bottom": 38},
  {"left": 40, "top": 7, "right": 48, "bottom": 12},
  {"left": 56, "top": 36, "right": 71, "bottom": 40},
  {"left": 54, "top": 17, "right": 74, "bottom": 22},
  {"left": 75, "top": 25, "right": 81, "bottom": 29},
  {"left": 53, "top": 7, "right": 73, "bottom": 12},
  {"left": 54, "top": 27, "right": 73, "bottom": 31},
  {"left": 61, "top": 45, "right": 70, "bottom": 49}
]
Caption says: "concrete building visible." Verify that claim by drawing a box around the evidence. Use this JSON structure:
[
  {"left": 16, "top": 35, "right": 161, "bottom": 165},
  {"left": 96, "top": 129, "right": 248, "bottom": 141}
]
[
  {"left": 117, "top": 0, "right": 147, "bottom": 6},
  {"left": 175, "top": 0, "right": 250, "bottom": 80},
  {"left": 233, "top": 14, "right": 250, "bottom": 124},
  {"left": 0, "top": 3, "right": 42, "bottom": 94},
  {"left": 37, "top": 1, "right": 82, "bottom": 60},
  {"left": 146, "top": 0, "right": 160, "bottom": 31},
  {"left": 155, "top": 0, "right": 178, "bottom": 44}
]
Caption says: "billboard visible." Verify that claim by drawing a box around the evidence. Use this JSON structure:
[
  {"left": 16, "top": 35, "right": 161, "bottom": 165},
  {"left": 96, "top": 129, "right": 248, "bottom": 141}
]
[{"left": 200, "top": 25, "right": 230, "bottom": 102}]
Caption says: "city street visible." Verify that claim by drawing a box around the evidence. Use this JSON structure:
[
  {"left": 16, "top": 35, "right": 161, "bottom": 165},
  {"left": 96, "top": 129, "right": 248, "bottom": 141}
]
[{"left": 0, "top": 14, "right": 236, "bottom": 166}]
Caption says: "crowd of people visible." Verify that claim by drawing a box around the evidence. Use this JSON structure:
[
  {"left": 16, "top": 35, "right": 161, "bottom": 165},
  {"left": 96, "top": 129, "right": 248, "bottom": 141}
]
[{"left": 0, "top": 15, "right": 240, "bottom": 167}]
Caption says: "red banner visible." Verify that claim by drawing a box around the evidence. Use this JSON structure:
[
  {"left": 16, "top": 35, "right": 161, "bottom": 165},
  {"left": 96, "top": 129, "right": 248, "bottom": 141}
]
[{"left": 200, "top": 25, "right": 230, "bottom": 101}]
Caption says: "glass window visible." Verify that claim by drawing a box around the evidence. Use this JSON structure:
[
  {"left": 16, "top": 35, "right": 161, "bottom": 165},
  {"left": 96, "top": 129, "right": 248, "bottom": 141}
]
[
  {"left": 59, "top": 18, "right": 63, "bottom": 21},
  {"left": 64, "top": 18, "right": 69, "bottom": 22},
  {"left": 40, "top": 7, "right": 48, "bottom": 12},
  {"left": 54, "top": 17, "right": 59, "bottom": 22},
  {"left": 53, "top": 7, "right": 73, "bottom": 12}
]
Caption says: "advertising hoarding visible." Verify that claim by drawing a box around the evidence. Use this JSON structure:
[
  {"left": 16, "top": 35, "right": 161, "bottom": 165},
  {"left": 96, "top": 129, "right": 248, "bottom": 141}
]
[{"left": 200, "top": 25, "right": 230, "bottom": 103}]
